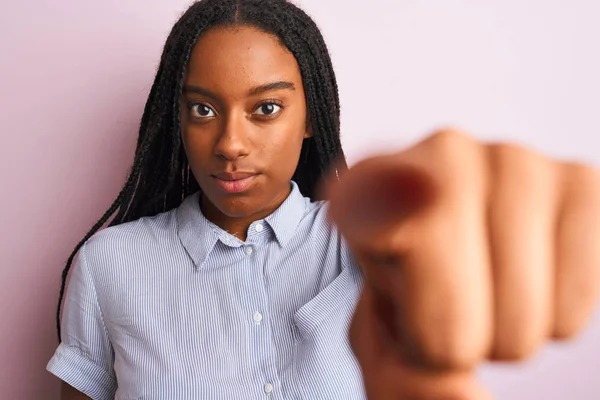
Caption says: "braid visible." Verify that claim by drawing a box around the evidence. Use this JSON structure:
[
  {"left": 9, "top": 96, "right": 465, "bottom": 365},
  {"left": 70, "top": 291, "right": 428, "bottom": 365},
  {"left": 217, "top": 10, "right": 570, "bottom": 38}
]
[{"left": 56, "top": 0, "right": 347, "bottom": 342}]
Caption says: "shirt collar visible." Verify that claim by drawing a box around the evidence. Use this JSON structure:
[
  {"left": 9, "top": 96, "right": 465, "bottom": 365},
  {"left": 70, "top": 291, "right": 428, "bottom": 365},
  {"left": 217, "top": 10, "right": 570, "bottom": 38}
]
[
  {"left": 176, "top": 191, "right": 220, "bottom": 269},
  {"left": 265, "top": 180, "right": 307, "bottom": 247},
  {"left": 176, "top": 181, "right": 308, "bottom": 268}
]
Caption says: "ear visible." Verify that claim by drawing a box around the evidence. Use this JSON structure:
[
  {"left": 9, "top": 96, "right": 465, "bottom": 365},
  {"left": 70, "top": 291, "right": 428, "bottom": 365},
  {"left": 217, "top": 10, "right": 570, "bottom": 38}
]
[{"left": 304, "top": 124, "right": 313, "bottom": 139}]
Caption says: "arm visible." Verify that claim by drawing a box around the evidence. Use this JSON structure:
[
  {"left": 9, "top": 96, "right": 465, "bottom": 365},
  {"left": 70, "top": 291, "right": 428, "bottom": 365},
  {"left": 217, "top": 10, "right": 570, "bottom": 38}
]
[
  {"left": 61, "top": 381, "right": 92, "bottom": 400},
  {"left": 47, "top": 241, "right": 117, "bottom": 399}
]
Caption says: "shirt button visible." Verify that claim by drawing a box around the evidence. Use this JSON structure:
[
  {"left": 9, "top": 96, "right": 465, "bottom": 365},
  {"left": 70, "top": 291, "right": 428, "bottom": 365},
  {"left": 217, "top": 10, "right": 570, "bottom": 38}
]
[
  {"left": 264, "top": 383, "right": 273, "bottom": 394},
  {"left": 253, "top": 311, "right": 263, "bottom": 324},
  {"left": 244, "top": 246, "right": 253, "bottom": 255},
  {"left": 255, "top": 223, "right": 264, "bottom": 233}
]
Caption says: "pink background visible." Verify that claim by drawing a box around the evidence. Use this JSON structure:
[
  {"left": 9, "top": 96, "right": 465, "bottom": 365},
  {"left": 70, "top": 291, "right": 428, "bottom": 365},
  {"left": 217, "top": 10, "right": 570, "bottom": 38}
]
[{"left": 1, "top": 1, "right": 598, "bottom": 399}]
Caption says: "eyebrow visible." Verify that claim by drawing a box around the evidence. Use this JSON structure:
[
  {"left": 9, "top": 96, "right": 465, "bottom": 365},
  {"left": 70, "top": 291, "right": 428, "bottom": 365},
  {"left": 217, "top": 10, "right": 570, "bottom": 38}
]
[
  {"left": 182, "top": 81, "right": 295, "bottom": 99},
  {"left": 250, "top": 81, "right": 295, "bottom": 95}
]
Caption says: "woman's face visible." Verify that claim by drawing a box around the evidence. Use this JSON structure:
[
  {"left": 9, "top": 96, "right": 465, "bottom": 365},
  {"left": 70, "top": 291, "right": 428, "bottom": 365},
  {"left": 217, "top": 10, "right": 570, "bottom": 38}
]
[{"left": 180, "top": 25, "right": 311, "bottom": 219}]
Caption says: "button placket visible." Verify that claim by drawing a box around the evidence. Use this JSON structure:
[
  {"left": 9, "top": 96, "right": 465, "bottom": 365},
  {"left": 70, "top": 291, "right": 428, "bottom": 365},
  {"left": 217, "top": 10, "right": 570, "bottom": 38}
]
[{"left": 239, "top": 234, "right": 280, "bottom": 398}]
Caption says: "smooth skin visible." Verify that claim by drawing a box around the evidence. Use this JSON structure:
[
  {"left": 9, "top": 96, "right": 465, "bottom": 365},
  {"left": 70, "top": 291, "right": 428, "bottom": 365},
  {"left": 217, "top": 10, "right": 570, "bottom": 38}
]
[
  {"left": 61, "top": 26, "right": 600, "bottom": 399},
  {"left": 329, "top": 130, "right": 600, "bottom": 399},
  {"left": 181, "top": 25, "right": 312, "bottom": 240}
]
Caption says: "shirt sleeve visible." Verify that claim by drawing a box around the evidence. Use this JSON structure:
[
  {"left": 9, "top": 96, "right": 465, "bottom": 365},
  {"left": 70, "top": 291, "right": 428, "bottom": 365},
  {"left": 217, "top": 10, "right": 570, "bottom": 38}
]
[
  {"left": 340, "top": 234, "right": 364, "bottom": 286},
  {"left": 47, "top": 242, "right": 117, "bottom": 400}
]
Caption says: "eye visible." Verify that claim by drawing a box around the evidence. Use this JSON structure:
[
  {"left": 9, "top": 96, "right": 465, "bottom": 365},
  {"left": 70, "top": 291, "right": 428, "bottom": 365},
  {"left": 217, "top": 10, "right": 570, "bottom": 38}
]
[
  {"left": 254, "top": 103, "right": 282, "bottom": 116},
  {"left": 190, "top": 104, "right": 215, "bottom": 118}
]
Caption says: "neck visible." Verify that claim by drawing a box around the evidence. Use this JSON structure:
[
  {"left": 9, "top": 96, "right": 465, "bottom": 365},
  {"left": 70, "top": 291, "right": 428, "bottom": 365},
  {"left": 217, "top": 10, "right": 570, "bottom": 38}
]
[{"left": 200, "top": 188, "right": 291, "bottom": 241}]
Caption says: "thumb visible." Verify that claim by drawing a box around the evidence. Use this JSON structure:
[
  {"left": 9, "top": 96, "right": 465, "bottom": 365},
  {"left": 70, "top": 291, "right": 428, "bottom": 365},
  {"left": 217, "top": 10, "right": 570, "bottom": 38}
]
[{"left": 328, "top": 154, "right": 438, "bottom": 250}]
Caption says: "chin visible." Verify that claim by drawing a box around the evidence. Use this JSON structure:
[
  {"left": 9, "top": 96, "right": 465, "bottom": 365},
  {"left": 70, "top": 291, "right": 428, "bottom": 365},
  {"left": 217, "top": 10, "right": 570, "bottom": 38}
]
[{"left": 211, "top": 195, "right": 263, "bottom": 218}]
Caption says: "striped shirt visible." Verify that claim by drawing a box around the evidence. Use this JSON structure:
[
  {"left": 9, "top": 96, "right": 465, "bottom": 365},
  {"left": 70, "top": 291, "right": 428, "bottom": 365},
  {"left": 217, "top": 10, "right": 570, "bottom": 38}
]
[{"left": 47, "top": 181, "right": 366, "bottom": 399}]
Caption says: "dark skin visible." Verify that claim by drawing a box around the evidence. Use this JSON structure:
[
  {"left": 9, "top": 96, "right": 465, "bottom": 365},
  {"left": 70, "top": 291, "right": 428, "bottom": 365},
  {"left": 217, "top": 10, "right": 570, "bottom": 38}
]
[
  {"left": 180, "top": 25, "right": 312, "bottom": 241},
  {"left": 61, "top": 384, "right": 91, "bottom": 400},
  {"left": 60, "top": 24, "right": 312, "bottom": 399}
]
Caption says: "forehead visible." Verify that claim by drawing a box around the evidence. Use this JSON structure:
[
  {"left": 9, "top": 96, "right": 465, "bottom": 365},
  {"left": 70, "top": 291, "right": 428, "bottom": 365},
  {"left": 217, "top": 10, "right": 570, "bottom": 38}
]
[{"left": 185, "top": 25, "right": 302, "bottom": 94}]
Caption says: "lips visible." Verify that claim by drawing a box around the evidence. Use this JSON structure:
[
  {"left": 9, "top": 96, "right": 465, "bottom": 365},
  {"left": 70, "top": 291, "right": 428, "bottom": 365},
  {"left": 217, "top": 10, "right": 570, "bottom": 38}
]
[
  {"left": 213, "top": 172, "right": 257, "bottom": 181},
  {"left": 211, "top": 172, "right": 258, "bottom": 193}
]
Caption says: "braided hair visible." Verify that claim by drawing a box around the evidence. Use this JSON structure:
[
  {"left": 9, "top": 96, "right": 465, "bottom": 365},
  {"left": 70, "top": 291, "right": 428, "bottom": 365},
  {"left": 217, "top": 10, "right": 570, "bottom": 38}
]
[{"left": 56, "top": 0, "right": 347, "bottom": 341}]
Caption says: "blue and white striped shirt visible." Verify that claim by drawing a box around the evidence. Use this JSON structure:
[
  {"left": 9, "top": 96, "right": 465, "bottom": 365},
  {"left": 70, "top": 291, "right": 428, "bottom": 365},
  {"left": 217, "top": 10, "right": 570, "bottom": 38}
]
[{"left": 47, "top": 181, "right": 366, "bottom": 399}]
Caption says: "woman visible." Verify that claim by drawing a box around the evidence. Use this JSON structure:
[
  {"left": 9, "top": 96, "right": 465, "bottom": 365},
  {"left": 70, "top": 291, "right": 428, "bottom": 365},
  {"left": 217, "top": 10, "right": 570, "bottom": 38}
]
[
  {"left": 50, "top": 0, "right": 363, "bottom": 399},
  {"left": 48, "top": 0, "right": 600, "bottom": 399}
]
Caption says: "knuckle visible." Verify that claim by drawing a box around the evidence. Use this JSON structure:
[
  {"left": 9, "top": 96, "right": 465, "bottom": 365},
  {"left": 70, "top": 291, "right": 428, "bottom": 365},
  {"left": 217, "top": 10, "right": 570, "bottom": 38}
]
[
  {"left": 488, "top": 141, "right": 549, "bottom": 169},
  {"left": 489, "top": 141, "right": 528, "bottom": 161},
  {"left": 561, "top": 161, "right": 600, "bottom": 205},
  {"left": 418, "top": 333, "right": 485, "bottom": 370},
  {"left": 418, "top": 128, "right": 486, "bottom": 190},
  {"left": 429, "top": 127, "right": 471, "bottom": 142},
  {"left": 563, "top": 161, "right": 600, "bottom": 189},
  {"left": 426, "top": 128, "right": 475, "bottom": 155},
  {"left": 492, "top": 335, "right": 543, "bottom": 361},
  {"left": 552, "top": 323, "right": 581, "bottom": 340},
  {"left": 488, "top": 142, "right": 557, "bottom": 192},
  {"left": 553, "top": 310, "right": 591, "bottom": 341}
]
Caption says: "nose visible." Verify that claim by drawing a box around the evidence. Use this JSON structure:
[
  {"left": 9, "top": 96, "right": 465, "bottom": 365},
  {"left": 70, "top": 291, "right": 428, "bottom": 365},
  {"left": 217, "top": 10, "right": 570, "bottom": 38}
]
[{"left": 214, "top": 112, "right": 250, "bottom": 161}]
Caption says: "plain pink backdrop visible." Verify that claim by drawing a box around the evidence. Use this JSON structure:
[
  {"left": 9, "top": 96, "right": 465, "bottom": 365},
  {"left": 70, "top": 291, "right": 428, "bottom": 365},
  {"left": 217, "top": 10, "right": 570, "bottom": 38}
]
[{"left": 1, "top": 1, "right": 599, "bottom": 399}]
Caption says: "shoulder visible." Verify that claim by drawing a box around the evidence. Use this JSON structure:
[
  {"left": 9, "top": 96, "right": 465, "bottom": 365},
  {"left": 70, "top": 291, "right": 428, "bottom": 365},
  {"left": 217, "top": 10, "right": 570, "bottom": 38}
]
[
  {"left": 89, "top": 209, "right": 177, "bottom": 249},
  {"left": 303, "top": 199, "right": 342, "bottom": 236},
  {"left": 81, "top": 207, "right": 179, "bottom": 273},
  {"left": 303, "top": 200, "right": 361, "bottom": 272}
]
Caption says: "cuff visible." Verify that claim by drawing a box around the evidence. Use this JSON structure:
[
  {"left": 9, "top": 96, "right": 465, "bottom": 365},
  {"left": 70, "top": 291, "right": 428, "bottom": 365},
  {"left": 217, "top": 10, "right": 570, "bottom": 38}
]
[{"left": 47, "top": 343, "right": 117, "bottom": 400}]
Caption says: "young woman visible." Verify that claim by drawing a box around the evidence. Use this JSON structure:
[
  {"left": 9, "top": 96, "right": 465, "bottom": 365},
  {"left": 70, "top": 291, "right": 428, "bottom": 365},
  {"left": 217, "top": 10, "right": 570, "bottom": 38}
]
[
  {"left": 50, "top": 1, "right": 361, "bottom": 399},
  {"left": 48, "top": 0, "right": 600, "bottom": 399}
]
